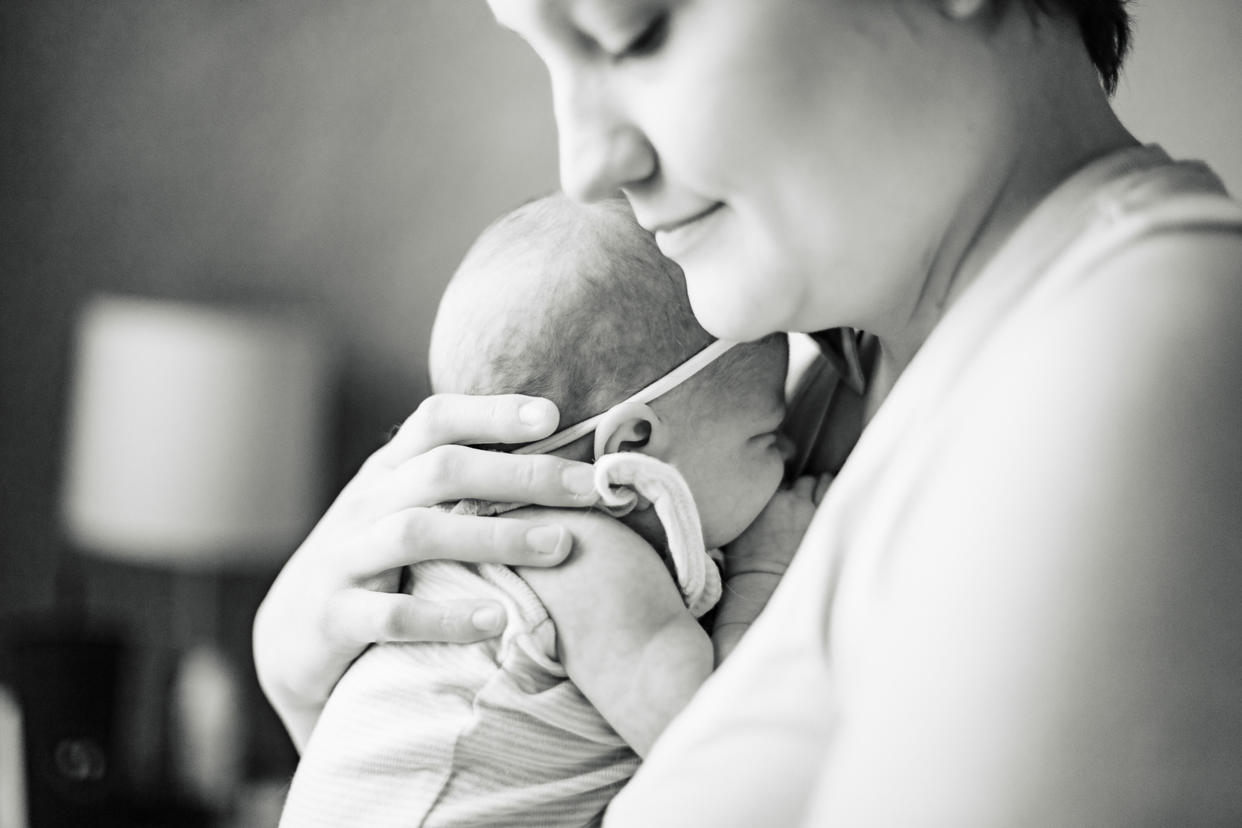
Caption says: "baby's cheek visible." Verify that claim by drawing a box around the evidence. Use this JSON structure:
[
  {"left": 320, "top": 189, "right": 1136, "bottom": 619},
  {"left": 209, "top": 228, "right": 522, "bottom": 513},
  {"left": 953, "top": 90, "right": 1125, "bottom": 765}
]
[{"left": 701, "top": 486, "right": 774, "bottom": 549}]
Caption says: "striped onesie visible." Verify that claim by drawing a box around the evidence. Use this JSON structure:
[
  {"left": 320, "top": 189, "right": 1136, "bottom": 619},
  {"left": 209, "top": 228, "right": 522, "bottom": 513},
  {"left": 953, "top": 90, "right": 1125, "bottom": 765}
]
[{"left": 279, "top": 454, "right": 720, "bottom": 827}]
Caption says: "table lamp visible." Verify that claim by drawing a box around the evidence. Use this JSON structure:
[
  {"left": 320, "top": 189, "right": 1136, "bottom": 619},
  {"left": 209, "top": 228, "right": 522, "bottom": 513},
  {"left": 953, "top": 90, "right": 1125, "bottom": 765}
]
[
  {"left": 62, "top": 295, "right": 332, "bottom": 571},
  {"left": 59, "top": 294, "right": 334, "bottom": 815}
]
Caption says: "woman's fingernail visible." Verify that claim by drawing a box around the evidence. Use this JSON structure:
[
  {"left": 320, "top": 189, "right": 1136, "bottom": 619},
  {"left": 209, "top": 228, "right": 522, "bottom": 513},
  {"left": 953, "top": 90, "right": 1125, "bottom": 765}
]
[
  {"left": 471, "top": 606, "right": 504, "bottom": 632},
  {"left": 526, "top": 525, "right": 569, "bottom": 557},
  {"left": 519, "top": 399, "right": 554, "bottom": 427},
  {"left": 562, "top": 465, "right": 597, "bottom": 497}
]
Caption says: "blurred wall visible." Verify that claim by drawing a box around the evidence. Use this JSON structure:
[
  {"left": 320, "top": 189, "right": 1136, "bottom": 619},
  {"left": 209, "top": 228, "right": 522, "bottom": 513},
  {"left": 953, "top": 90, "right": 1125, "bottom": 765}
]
[
  {"left": 1114, "top": 0, "right": 1242, "bottom": 193},
  {"left": 1, "top": 0, "right": 557, "bottom": 609},
  {"left": 0, "top": 0, "right": 556, "bottom": 793},
  {"left": 0, "top": 0, "right": 1239, "bottom": 799}
]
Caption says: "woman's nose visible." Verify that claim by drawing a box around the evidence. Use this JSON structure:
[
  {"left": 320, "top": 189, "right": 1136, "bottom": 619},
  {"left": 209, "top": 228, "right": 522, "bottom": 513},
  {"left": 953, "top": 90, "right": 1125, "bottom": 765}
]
[{"left": 554, "top": 76, "right": 655, "bottom": 202}]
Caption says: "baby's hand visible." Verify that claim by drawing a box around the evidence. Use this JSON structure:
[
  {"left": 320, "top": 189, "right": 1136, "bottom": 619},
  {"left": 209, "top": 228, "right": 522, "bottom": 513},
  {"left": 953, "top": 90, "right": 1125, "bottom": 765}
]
[
  {"left": 712, "top": 473, "right": 832, "bottom": 663},
  {"left": 726, "top": 473, "right": 829, "bottom": 574}
]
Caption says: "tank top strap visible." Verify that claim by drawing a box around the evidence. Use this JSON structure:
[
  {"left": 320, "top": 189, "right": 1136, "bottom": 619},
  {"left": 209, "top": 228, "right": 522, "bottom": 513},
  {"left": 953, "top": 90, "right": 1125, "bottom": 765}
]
[{"left": 785, "top": 328, "right": 875, "bottom": 478}]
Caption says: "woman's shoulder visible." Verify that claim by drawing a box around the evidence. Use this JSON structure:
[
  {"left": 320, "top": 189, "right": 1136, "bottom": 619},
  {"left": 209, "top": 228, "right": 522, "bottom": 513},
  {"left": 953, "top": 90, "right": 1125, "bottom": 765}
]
[
  {"left": 943, "top": 223, "right": 1242, "bottom": 514},
  {"left": 1030, "top": 221, "right": 1242, "bottom": 446},
  {"left": 894, "top": 220, "right": 1242, "bottom": 598},
  {"left": 834, "top": 228, "right": 1242, "bottom": 819}
]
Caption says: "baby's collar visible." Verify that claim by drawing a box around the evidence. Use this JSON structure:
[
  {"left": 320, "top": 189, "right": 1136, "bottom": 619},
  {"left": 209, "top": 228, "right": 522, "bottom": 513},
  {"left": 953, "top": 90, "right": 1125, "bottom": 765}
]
[{"left": 515, "top": 339, "right": 737, "bottom": 456}]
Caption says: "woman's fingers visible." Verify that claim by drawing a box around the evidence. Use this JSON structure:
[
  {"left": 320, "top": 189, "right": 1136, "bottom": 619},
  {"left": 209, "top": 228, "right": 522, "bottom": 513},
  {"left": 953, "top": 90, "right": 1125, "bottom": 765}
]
[
  {"left": 347, "top": 393, "right": 598, "bottom": 517},
  {"left": 253, "top": 393, "right": 589, "bottom": 746},
  {"left": 376, "top": 394, "right": 560, "bottom": 466},
  {"left": 370, "top": 445, "right": 598, "bottom": 514},
  {"left": 330, "top": 589, "right": 510, "bottom": 646},
  {"left": 347, "top": 510, "right": 574, "bottom": 578}
]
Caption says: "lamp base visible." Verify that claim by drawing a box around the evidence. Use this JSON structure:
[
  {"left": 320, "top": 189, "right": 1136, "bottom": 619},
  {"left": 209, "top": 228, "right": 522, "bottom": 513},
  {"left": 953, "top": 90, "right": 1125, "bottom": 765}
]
[{"left": 169, "top": 643, "right": 243, "bottom": 815}]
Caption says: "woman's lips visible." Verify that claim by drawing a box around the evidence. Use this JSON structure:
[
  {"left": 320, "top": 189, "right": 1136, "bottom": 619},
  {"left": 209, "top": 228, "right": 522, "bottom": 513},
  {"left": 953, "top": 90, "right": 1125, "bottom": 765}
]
[{"left": 652, "top": 203, "right": 724, "bottom": 260}]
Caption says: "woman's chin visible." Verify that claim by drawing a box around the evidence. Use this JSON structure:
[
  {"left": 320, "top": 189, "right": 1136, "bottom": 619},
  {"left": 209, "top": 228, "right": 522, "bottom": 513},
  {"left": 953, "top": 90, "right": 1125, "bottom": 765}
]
[
  {"left": 688, "top": 294, "right": 787, "bottom": 342},
  {"left": 683, "top": 259, "right": 803, "bottom": 341}
]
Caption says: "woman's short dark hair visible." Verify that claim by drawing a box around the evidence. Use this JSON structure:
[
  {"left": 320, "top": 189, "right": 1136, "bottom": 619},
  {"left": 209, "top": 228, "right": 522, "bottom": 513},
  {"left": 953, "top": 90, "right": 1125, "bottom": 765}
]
[{"left": 1028, "top": 0, "right": 1132, "bottom": 94}]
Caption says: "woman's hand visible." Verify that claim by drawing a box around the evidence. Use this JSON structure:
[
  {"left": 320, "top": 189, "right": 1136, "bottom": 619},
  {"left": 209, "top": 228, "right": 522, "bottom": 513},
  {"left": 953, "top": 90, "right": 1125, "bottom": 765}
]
[
  {"left": 253, "top": 393, "right": 600, "bottom": 750},
  {"left": 712, "top": 473, "right": 831, "bottom": 663}
]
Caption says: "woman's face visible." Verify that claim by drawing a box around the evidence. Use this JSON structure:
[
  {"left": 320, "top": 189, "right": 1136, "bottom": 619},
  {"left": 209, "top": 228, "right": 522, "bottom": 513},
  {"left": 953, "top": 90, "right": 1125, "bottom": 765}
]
[{"left": 488, "top": 0, "right": 1007, "bottom": 341}]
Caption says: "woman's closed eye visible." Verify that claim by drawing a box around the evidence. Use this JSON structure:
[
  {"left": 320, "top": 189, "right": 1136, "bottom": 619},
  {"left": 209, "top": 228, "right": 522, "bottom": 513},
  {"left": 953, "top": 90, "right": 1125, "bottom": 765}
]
[{"left": 609, "top": 11, "right": 669, "bottom": 62}]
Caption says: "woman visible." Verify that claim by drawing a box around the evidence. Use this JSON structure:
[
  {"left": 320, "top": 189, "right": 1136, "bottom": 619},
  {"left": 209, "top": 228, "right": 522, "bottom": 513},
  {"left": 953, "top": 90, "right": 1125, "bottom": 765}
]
[{"left": 255, "top": 0, "right": 1242, "bottom": 823}]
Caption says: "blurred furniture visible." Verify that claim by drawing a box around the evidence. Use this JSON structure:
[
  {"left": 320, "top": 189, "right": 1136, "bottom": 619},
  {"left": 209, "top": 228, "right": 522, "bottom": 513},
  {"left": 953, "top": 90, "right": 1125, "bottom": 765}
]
[
  {"left": 4, "top": 626, "right": 122, "bottom": 828},
  {"left": 21, "top": 294, "right": 335, "bottom": 826},
  {"left": 62, "top": 295, "right": 332, "bottom": 572}
]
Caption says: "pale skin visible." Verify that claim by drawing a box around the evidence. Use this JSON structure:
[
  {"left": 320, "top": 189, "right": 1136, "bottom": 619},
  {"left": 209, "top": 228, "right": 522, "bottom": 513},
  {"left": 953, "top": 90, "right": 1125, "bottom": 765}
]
[
  {"left": 710, "top": 473, "right": 826, "bottom": 662},
  {"left": 257, "top": 0, "right": 1242, "bottom": 819},
  {"left": 474, "top": 331, "right": 808, "bottom": 757},
  {"left": 253, "top": 393, "right": 599, "bottom": 751},
  {"left": 513, "top": 506, "right": 711, "bottom": 758},
  {"left": 255, "top": 203, "right": 808, "bottom": 755},
  {"left": 513, "top": 482, "right": 824, "bottom": 757},
  {"left": 498, "top": 0, "right": 1240, "bottom": 820},
  {"left": 254, "top": 338, "right": 812, "bottom": 754}
]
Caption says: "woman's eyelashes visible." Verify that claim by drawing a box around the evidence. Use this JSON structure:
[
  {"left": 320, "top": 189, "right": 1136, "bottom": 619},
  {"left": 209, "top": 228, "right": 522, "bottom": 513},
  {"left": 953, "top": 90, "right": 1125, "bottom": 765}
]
[{"left": 609, "top": 12, "right": 669, "bottom": 62}]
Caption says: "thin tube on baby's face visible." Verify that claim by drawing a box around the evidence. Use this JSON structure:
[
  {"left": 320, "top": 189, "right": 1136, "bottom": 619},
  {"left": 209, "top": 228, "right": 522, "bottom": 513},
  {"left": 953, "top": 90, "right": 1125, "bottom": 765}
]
[{"left": 515, "top": 339, "right": 737, "bottom": 456}]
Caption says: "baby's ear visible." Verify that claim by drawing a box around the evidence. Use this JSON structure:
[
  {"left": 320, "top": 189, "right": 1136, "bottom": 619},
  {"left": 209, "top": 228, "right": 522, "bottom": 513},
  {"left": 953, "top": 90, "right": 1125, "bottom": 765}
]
[{"left": 593, "top": 401, "right": 671, "bottom": 460}]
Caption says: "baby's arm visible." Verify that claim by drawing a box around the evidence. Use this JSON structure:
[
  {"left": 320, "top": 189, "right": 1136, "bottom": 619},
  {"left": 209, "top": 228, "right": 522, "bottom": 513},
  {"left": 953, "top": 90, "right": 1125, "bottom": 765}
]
[{"left": 515, "top": 507, "right": 712, "bottom": 758}]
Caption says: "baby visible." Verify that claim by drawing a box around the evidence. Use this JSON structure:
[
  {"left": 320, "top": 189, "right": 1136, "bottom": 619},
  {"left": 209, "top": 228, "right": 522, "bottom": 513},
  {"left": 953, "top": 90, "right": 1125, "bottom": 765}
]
[{"left": 279, "top": 194, "right": 791, "bottom": 827}]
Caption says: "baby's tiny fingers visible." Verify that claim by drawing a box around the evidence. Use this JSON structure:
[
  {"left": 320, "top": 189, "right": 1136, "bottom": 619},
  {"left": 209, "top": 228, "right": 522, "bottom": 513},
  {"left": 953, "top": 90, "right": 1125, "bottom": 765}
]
[
  {"left": 790, "top": 475, "right": 818, "bottom": 499},
  {"left": 332, "top": 589, "right": 508, "bottom": 646},
  {"left": 350, "top": 509, "right": 573, "bottom": 577},
  {"left": 813, "top": 472, "right": 835, "bottom": 505}
]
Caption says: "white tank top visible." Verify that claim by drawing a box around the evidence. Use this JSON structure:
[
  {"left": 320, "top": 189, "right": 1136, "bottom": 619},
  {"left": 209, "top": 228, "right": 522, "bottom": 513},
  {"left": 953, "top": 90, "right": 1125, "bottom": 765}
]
[{"left": 606, "top": 145, "right": 1242, "bottom": 826}]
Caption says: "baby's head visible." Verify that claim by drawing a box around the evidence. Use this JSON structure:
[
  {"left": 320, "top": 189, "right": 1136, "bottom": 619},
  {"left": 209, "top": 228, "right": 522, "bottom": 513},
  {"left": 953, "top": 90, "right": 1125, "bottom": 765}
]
[{"left": 430, "top": 193, "right": 788, "bottom": 548}]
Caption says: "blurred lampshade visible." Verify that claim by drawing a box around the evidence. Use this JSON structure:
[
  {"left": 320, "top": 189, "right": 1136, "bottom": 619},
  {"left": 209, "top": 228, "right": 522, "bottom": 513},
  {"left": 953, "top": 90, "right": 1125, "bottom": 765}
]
[{"left": 61, "top": 295, "right": 333, "bottom": 571}]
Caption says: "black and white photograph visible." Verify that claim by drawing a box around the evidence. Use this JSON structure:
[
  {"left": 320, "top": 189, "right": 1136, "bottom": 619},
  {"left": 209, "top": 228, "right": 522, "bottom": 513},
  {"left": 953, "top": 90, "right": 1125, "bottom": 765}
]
[{"left": 2, "top": 1, "right": 1241, "bottom": 825}]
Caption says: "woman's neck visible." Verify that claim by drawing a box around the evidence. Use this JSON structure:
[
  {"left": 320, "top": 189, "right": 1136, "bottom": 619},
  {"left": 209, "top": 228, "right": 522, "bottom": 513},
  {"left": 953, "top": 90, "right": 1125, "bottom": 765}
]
[{"left": 861, "top": 44, "right": 1137, "bottom": 421}]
